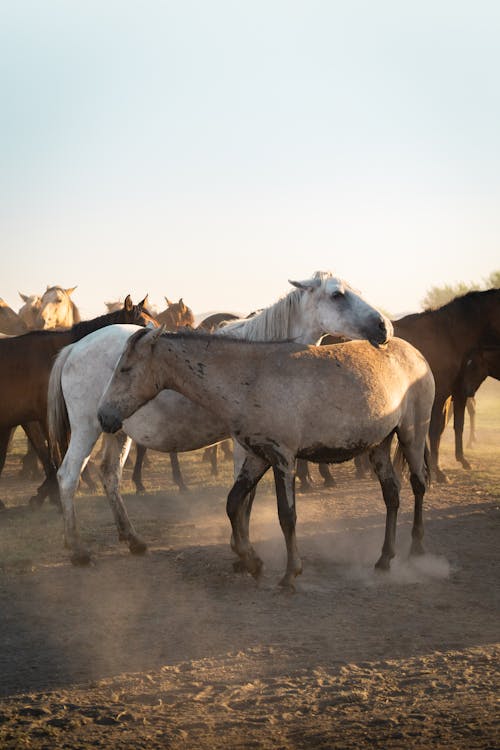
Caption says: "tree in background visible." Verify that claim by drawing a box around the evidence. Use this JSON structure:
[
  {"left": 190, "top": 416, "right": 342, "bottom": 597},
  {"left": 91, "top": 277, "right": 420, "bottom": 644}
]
[{"left": 421, "top": 269, "right": 499, "bottom": 310}]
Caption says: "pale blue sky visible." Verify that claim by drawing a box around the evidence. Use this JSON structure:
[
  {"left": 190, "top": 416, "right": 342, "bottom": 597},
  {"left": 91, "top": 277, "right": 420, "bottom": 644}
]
[{"left": 1, "top": 1, "right": 499, "bottom": 319}]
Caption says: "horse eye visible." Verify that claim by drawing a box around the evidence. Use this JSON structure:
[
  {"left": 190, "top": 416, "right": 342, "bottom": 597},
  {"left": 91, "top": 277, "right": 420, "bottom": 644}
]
[
  {"left": 120, "top": 366, "right": 132, "bottom": 374},
  {"left": 331, "top": 291, "right": 343, "bottom": 300}
]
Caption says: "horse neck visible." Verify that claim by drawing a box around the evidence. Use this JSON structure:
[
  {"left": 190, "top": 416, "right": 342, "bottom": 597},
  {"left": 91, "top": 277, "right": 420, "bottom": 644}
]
[
  {"left": 154, "top": 335, "right": 255, "bottom": 410},
  {"left": 217, "top": 290, "right": 320, "bottom": 343}
]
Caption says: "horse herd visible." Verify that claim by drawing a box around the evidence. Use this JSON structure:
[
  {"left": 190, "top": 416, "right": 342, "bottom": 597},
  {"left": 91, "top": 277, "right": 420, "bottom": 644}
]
[{"left": 1, "top": 276, "right": 499, "bottom": 588}]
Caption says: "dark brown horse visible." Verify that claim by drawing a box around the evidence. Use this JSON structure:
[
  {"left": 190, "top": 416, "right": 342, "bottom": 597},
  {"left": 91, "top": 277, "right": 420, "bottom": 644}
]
[
  {"left": 393, "top": 289, "right": 500, "bottom": 481},
  {"left": 450, "top": 345, "right": 500, "bottom": 469},
  {"left": 300, "top": 289, "right": 500, "bottom": 486},
  {"left": 0, "top": 296, "right": 157, "bottom": 508}
]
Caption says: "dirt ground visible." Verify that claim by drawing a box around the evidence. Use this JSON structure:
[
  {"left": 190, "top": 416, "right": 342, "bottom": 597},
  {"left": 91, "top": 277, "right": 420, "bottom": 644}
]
[{"left": 0, "top": 381, "right": 499, "bottom": 749}]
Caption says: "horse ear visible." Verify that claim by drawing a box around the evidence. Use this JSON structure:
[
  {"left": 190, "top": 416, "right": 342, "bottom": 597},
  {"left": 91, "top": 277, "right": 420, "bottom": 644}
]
[
  {"left": 179, "top": 298, "right": 184, "bottom": 307},
  {"left": 138, "top": 294, "right": 149, "bottom": 308},
  {"left": 289, "top": 278, "right": 320, "bottom": 292},
  {"left": 65, "top": 286, "right": 77, "bottom": 296},
  {"left": 149, "top": 324, "right": 165, "bottom": 345},
  {"left": 165, "top": 296, "right": 172, "bottom": 306},
  {"left": 19, "top": 292, "right": 28, "bottom": 302},
  {"left": 124, "top": 295, "right": 133, "bottom": 311}
]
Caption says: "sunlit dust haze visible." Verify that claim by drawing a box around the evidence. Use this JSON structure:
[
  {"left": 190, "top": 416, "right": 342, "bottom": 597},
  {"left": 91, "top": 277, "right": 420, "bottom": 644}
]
[{"left": 1, "top": 1, "right": 499, "bottom": 320}]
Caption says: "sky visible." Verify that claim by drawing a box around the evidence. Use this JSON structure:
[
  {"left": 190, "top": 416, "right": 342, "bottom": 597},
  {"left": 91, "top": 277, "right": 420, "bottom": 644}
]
[{"left": 1, "top": 1, "right": 499, "bottom": 320}]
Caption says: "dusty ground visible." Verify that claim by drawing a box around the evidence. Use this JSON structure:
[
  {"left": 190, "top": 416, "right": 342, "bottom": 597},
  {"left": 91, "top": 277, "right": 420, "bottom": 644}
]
[{"left": 0, "top": 381, "right": 499, "bottom": 749}]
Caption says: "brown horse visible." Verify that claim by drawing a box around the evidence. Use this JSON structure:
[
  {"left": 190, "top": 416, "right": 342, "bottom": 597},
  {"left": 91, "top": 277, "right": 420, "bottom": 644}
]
[
  {"left": 156, "top": 297, "right": 195, "bottom": 329},
  {"left": 393, "top": 289, "right": 500, "bottom": 481},
  {"left": 450, "top": 345, "right": 500, "bottom": 469},
  {"left": 0, "top": 296, "right": 156, "bottom": 508},
  {"left": 197, "top": 312, "right": 239, "bottom": 331},
  {"left": 301, "top": 289, "right": 500, "bottom": 486},
  {"left": 36, "top": 286, "right": 81, "bottom": 329},
  {"left": 0, "top": 299, "right": 28, "bottom": 335}
]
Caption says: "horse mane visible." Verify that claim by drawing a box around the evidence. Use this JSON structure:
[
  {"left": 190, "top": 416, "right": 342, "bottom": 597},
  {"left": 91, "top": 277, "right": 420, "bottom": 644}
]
[
  {"left": 17, "top": 304, "right": 155, "bottom": 341},
  {"left": 220, "top": 271, "right": 335, "bottom": 341},
  {"left": 396, "top": 288, "right": 500, "bottom": 326},
  {"left": 422, "top": 287, "right": 500, "bottom": 314}
]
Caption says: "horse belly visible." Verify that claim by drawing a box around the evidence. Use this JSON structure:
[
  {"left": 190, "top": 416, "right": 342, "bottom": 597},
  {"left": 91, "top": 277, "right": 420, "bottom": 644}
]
[{"left": 297, "top": 442, "right": 372, "bottom": 464}]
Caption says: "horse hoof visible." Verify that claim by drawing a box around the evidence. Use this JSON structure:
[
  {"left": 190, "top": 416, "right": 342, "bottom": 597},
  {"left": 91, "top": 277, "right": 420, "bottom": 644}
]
[
  {"left": 297, "top": 483, "right": 313, "bottom": 494},
  {"left": 179, "top": 485, "right": 190, "bottom": 495},
  {"left": 29, "top": 495, "right": 44, "bottom": 510},
  {"left": 461, "top": 460, "right": 472, "bottom": 471},
  {"left": 232, "top": 560, "right": 247, "bottom": 573},
  {"left": 129, "top": 538, "right": 148, "bottom": 555},
  {"left": 0, "top": 499, "right": 6, "bottom": 511},
  {"left": 435, "top": 471, "right": 450, "bottom": 484},
  {"left": 409, "top": 541, "right": 425, "bottom": 557},
  {"left": 278, "top": 576, "right": 296, "bottom": 592},
  {"left": 70, "top": 550, "right": 92, "bottom": 566},
  {"left": 374, "top": 556, "right": 391, "bottom": 572}
]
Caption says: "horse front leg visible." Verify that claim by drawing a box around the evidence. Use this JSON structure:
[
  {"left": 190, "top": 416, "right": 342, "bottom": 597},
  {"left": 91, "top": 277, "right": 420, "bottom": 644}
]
[
  {"left": 273, "top": 459, "right": 302, "bottom": 589},
  {"left": 100, "top": 432, "right": 147, "bottom": 556},
  {"left": 466, "top": 397, "right": 477, "bottom": 448},
  {"left": 452, "top": 392, "right": 471, "bottom": 470},
  {"left": 226, "top": 452, "right": 270, "bottom": 579},
  {"left": 0, "top": 427, "right": 12, "bottom": 510},
  {"left": 169, "top": 451, "right": 189, "bottom": 493},
  {"left": 132, "top": 444, "right": 147, "bottom": 494},
  {"left": 429, "top": 395, "right": 449, "bottom": 483},
  {"left": 24, "top": 421, "right": 60, "bottom": 509},
  {"left": 370, "top": 436, "right": 401, "bottom": 571}
]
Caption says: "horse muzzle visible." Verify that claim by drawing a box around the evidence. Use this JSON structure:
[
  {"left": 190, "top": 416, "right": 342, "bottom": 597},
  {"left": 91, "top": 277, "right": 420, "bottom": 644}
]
[
  {"left": 369, "top": 316, "right": 393, "bottom": 347},
  {"left": 98, "top": 407, "right": 123, "bottom": 434}
]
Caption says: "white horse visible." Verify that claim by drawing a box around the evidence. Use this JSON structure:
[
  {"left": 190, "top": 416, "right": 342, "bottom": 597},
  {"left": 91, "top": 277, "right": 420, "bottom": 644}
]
[
  {"left": 48, "top": 272, "right": 392, "bottom": 564},
  {"left": 36, "top": 285, "right": 80, "bottom": 329},
  {"left": 98, "top": 328, "right": 435, "bottom": 588}
]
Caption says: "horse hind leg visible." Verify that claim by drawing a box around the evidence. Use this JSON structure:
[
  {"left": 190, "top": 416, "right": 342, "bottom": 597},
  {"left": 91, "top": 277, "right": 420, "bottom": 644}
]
[
  {"left": 100, "top": 432, "right": 147, "bottom": 556},
  {"left": 273, "top": 458, "right": 303, "bottom": 589},
  {"left": 396, "top": 429, "right": 429, "bottom": 558},
  {"left": 370, "top": 435, "right": 400, "bottom": 571}
]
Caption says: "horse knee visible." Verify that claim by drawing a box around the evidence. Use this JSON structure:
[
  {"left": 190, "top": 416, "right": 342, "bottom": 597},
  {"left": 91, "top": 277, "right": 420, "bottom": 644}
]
[
  {"left": 410, "top": 473, "right": 426, "bottom": 497},
  {"left": 380, "top": 477, "right": 400, "bottom": 509}
]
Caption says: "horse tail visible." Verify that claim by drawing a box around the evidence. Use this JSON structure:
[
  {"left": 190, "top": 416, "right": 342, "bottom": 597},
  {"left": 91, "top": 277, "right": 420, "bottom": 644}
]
[
  {"left": 47, "top": 344, "right": 73, "bottom": 467},
  {"left": 393, "top": 436, "right": 431, "bottom": 488}
]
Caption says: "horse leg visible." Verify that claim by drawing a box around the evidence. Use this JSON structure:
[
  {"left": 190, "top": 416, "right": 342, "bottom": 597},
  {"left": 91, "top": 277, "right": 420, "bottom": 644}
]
[
  {"left": 452, "top": 393, "right": 471, "bottom": 470},
  {"left": 58, "top": 430, "right": 100, "bottom": 564},
  {"left": 273, "top": 458, "right": 303, "bottom": 589},
  {"left": 429, "top": 395, "right": 449, "bottom": 483},
  {"left": 203, "top": 445, "right": 219, "bottom": 476},
  {"left": 221, "top": 440, "right": 233, "bottom": 460},
  {"left": 318, "top": 462, "right": 336, "bottom": 487},
  {"left": 370, "top": 436, "right": 401, "bottom": 571},
  {"left": 169, "top": 451, "right": 189, "bottom": 493},
  {"left": 100, "top": 432, "right": 147, "bottom": 555},
  {"left": 23, "top": 422, "right": 60, "bottom": 509},
  {"left": 466, "top": 397, "right": 477, "bottom": 448},
  {"left": 397, "top": 424, "right": 430, "bottom": 558},
  {"left": 0, "top": 427, "right": 12, "bottom": 510},
  {"left": 19, "top": 434, "right": 41, "bottom": 480},
  {"left": 296, "top": 458, "right": 313, "bottom": 492},
  {"left": 226, "top": 452, "right": 270, "bottom": 579},
  {"left": 132, "top": 444, "right": 147, "bottom": 494}
]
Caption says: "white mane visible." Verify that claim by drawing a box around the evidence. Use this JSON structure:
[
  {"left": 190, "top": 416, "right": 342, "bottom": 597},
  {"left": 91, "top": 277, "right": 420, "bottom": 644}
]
[{"left": 219, "top": 271, "right": 335, "bottom": 342}]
